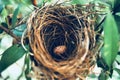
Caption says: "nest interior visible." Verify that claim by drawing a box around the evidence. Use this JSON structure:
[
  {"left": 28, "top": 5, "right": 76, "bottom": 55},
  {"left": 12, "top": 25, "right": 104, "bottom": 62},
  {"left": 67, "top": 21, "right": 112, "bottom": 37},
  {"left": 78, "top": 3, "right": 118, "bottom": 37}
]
[
  {"left": 40, "top": 10, "right": 81, "bottom": 61},
  {"left": 27, "top": 4, "right": 96, "bottom": 80}
]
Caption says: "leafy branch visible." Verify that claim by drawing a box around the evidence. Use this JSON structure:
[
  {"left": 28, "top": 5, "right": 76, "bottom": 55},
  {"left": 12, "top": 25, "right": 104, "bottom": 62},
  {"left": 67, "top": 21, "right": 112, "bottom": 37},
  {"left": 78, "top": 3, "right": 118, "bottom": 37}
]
[{"left": 0, "top": 25, "right": 20, "bottom": 42}]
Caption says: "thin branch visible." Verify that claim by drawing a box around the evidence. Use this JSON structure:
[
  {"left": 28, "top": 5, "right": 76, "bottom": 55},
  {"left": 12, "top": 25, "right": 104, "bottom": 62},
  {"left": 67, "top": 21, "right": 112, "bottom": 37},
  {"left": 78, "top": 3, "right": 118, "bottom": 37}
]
[
  {"left": 95, "top": 15, "right": 106, "bottom": 31},
  {"left": 21, "top": 29, "right": 28, "bottom": 51},
  {"left": 0, "top": 25, "right": 20, "bottom": 42}
]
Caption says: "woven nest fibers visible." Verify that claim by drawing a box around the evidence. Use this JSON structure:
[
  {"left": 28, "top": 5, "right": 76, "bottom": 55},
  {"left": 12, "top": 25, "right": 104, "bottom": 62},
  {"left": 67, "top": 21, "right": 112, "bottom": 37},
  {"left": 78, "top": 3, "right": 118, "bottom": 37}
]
[{"left": 27, "top": 4, "right": 96, "bottom": 80}]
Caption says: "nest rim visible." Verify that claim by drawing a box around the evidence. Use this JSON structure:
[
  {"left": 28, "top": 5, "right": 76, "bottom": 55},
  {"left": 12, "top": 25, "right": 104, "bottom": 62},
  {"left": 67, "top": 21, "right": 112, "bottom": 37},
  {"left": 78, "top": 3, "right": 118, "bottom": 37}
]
[{"left": 27, "top": 3, "right": 96, "bottom": 80}]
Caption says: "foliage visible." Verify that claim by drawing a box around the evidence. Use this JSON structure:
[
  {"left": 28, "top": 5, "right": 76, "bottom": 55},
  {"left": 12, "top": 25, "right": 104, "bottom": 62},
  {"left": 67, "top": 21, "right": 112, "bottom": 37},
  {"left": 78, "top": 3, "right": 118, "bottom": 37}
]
[
  {"left": 102, "top": 12, "right": 119, "bottom": 69},
  {"left": 0, "top": 0, "right": 120, "bottom": 80},
  {"left": 0, "top": 44, "right": 27, "bottom": 73}
]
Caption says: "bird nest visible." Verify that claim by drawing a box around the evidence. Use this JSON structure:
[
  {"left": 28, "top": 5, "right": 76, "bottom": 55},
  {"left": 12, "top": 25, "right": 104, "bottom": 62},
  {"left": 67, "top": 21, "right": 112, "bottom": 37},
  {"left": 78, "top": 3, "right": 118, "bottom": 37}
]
[{"left": 27, "top": 3, "right": 96, "bottom": 80}]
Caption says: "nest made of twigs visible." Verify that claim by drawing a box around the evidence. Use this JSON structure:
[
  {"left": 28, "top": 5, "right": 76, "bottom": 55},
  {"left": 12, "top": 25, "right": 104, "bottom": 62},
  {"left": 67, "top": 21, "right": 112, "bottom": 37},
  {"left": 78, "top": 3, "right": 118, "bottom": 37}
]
[{"left": 27, "top": 3, "right": 96, "bottom": 80}]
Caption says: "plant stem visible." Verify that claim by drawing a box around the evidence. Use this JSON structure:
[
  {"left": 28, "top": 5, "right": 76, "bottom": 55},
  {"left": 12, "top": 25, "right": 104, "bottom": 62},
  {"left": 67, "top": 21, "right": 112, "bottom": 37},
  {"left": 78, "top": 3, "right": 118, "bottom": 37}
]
[{"left": 0, "top": 25, "right": 20, "bottom": 42}]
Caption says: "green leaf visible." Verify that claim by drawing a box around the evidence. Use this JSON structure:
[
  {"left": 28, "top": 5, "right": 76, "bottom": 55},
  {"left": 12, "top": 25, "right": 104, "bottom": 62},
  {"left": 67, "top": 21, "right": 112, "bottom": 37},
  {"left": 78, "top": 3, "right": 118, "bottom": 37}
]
[
  {"left": 44, "top": 0, "right": 51, "bottom": 2},
  {"left": 13, "top": 24, "right": 26, "bottom": 37},
  {"left": 1, "top": 22, "right": 8, "bottom": 28},
  {"left": 25, "top": 54, "right": 31, "bottom": 80},
  {"left": 20, "top": 0, "right": 32, "bottom": 5},
  {"left": 98, "top": 71, "right": 108, "bottom": 80},
  {"left": 102, "top": 12, "right": 119, "bottom": 68},
  {"left": 18, "top": 4, "right": 33, "bottom": 17},
  {"left": 1, "top": 0, "right": 12, "bottom": 5},
  {"left": 0, "top": 22, "right": 8, "bottom": 33},
  {"left": 0, "top": 26, "right": 3, "bottom": 33},
  {"left": 88, "top": 73, "right": 97, "bottom": 78},
  {"left": 0, "top": 29, "right": 3, "bottom": 34},
  {"left": 71, "top": 0, "right": 88, "bottom": 5},
  {"left": 106, "top": 0, "right": 120, "bottom": 13},
  {"left": 0, "top": 8, "right": 8, "bottom": 22},
  {"left": 11, "top": 5, "right": 20, "bottom": 28},
  {"left": 113, "top": 0, "right": 120, "bottom": 14},
  {"left": 114, "top": 14, "right": 120, "bottom": 33},
  {"left": 113, "top": 0, "right": 120, "bottom": 9},
  {"left": 0, "top": 5, "right": 4, "bottom": 13},
  {"left": 118, "top": 52, "right": 120, "bottom": 55},
  {"left": 97, "top": 55, "right": 109, "bottom": 71},
  {"left": 116, "top": 55, "right": 120, "bottom": 63},
  {"left": 0, "top": 44, "right": 26, "bottom": 73},
  {"left": 114, "top": 68, "right": 120, "bottom": 75}
]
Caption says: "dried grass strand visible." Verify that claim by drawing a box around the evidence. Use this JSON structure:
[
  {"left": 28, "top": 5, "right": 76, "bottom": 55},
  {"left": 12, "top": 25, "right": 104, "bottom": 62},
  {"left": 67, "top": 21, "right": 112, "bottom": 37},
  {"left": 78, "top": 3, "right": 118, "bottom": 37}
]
[{"left": 27, "top": 4, "right": 97, "bottom": 80}]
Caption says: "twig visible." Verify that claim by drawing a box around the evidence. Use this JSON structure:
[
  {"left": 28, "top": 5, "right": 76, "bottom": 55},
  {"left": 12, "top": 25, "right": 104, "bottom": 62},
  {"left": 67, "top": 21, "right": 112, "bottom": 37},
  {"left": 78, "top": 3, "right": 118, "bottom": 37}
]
[
  {"left": 96, "top": 15, "right": 106, "bottom": 30},
  {"left": 0, "top": 25, "right": 20, "bottom": 42},
  {"left": 21, "top": 29, "right": 28, "bottom": 51}
]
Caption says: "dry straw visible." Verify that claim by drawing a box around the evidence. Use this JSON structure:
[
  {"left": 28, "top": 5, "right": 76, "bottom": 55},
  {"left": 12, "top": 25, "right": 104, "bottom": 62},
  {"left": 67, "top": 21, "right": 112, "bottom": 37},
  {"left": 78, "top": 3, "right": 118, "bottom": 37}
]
[{"left": 27, "top": 2, "right": 97, "bottom": 80}]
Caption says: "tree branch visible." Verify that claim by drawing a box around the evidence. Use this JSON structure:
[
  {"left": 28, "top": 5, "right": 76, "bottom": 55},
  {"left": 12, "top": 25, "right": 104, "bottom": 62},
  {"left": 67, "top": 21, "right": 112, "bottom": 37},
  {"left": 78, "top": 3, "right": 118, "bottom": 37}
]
[{"left": 0, "top": 25, "right": 20, "bottom": 42}]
